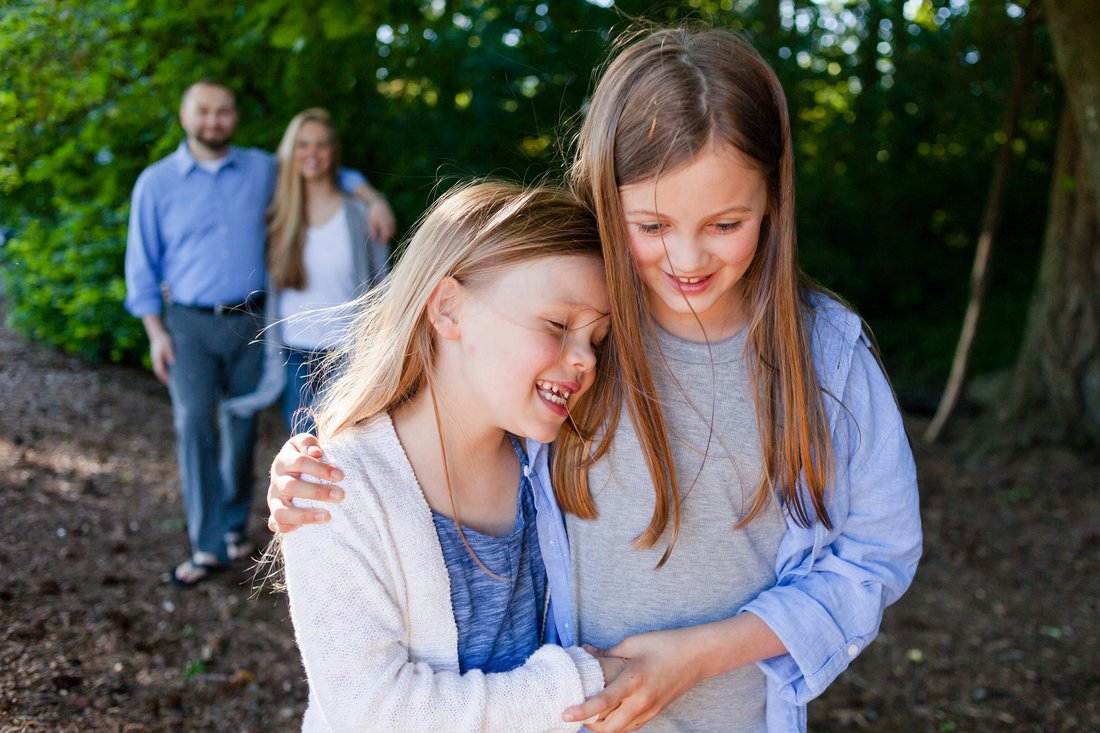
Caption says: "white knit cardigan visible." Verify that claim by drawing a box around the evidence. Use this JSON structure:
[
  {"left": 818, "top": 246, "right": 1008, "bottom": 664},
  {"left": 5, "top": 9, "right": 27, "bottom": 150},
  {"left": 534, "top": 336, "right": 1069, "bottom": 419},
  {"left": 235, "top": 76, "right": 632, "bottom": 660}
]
[{"left": 282, "top": 414, "right": 605, "bottom": 732}]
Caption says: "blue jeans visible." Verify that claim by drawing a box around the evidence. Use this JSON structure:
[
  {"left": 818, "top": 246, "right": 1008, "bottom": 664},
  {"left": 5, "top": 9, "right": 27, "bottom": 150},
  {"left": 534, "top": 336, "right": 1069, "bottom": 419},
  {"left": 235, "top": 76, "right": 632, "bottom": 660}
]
[
  {"left": 282, "top": 347, "right": 328, "bottom": 434},
  {"left": 165, "top": 303, "right": 264, "bottom": 560}
]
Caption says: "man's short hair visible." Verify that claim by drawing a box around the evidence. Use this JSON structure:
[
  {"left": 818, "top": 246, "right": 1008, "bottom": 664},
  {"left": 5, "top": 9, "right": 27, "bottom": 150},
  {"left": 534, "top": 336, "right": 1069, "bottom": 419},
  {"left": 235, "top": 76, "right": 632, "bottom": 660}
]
[{"left": 181, "top": 79, "right": 236, "bottom": 108}]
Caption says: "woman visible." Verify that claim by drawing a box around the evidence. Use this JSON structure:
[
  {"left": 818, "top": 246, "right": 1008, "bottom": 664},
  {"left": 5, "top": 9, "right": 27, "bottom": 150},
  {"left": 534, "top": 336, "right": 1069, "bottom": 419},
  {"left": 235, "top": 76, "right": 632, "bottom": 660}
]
[{"left": 226, "top": 108, "right": 391, "bottom": 433}]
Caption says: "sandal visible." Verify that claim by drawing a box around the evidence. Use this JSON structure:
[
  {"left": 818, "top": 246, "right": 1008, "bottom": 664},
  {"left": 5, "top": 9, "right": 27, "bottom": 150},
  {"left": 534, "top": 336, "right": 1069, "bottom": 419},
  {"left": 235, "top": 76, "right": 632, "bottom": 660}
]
[
  {"left": 224, "top": 533, "right": 256, "bottom": 562},
  {"left": 167, "top": 554, "right": 224, "bottom": 588}
]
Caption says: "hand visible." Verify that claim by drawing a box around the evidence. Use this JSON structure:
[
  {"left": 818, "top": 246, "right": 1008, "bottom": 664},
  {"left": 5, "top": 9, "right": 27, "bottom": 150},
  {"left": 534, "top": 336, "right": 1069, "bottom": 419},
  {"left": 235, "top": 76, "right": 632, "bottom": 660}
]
[
  {"left": 267, "top": 434, "right": 346, "bottom": 533},
  {"left": 366, "top": 195, "right": 396, "bottom": 244},
  {"left": 149, "top": 331, "right": 175, "bottom": 385},
  {"left": 563, "top": 629, "right": 708, "bottom": 732},
  {"left": 593, "top": 647, "right": 629, "bottom": 690}
]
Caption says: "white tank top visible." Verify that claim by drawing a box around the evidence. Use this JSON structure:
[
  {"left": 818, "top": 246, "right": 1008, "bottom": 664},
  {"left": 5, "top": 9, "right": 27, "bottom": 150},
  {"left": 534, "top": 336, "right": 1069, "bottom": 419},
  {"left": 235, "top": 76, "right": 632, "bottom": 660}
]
[{"left": 277, "top": 204, "right": 356, "bottom": 350}]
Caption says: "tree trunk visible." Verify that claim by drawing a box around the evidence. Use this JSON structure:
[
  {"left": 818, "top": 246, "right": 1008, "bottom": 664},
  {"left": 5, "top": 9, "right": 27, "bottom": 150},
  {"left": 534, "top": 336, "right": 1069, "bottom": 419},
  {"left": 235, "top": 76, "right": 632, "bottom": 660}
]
[
  {"left": 925, "top": 15, "right": 1036, "bottom": 443},
  {"left": 1045, "top": 0, "right": 1100, "bottom": 220},
  {"left": 999, "top": 1, "right": 1100, "bottom": 447},
  {"left": 1000, "top": 103, "right": 1100, "bottom": 446}
]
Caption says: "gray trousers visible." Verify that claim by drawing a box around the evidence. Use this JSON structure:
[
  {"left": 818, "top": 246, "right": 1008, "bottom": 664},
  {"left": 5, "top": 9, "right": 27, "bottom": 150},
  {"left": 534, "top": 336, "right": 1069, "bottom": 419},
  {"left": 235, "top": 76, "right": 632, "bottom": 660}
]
[{"left": 164, "top": 303, "right": 264, "bottom": 560}]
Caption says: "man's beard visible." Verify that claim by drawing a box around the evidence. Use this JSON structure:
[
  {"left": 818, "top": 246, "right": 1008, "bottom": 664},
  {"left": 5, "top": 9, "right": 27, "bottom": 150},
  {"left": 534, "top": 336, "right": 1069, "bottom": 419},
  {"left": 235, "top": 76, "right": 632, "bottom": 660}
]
[{"left": 195, "top": 132, "right": 232, "bottom": 152}]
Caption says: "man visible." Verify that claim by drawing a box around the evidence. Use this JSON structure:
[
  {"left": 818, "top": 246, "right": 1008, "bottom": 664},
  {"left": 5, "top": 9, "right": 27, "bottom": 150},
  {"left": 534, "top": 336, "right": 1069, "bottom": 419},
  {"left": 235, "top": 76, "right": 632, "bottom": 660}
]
[{"left": 125, "top": 80, "right": 394, "bottom": 586}]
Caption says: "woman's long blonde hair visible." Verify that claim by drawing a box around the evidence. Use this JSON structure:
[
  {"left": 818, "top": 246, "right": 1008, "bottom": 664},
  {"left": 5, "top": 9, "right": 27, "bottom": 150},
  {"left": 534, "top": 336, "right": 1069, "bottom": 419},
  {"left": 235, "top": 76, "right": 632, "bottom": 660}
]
[
  {"left": 267, "top": 108, "right": 343, "bottom": 290},
  {"left": 313, "top": 180, "right": 612, "bottom": 446},
  {"left": 563, "top": 24, "right": 835, "bottom": 564}
]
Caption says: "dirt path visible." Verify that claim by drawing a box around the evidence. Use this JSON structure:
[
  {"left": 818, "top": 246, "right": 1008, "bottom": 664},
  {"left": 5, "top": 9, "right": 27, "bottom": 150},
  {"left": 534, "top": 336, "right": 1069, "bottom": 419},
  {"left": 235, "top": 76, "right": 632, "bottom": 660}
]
[{"left": 1, "top": 316, "right": 1097, "bottom": 732}]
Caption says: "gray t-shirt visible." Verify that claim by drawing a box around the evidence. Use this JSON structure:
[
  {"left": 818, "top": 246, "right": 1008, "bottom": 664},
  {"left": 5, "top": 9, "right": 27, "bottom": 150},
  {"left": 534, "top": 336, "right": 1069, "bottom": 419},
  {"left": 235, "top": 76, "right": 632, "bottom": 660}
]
[{"left": 568, "top": 325, "right": 786, "bottom": 733}]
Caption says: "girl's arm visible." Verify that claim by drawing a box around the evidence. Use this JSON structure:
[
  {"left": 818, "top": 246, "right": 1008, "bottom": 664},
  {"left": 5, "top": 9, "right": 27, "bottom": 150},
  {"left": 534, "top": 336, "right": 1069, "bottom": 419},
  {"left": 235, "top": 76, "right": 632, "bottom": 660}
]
[
  {"left": 564, "top": 613, "right": 785, "bottom": 730},
  {"left": 738, "top": 340, "right": 922, "bottom": 701},
  {"left": 284, "top": 445, "right": 605, "bottom": 733},
  {"left": 565, "top": 341, "right": 922, "bottom": 730}
]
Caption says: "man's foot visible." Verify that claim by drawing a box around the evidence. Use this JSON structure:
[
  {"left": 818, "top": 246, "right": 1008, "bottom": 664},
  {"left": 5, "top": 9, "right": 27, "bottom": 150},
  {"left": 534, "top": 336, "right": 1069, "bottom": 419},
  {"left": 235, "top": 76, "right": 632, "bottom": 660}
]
[
  {"left": 166, "top": 552, "right": 224, "bottom": 588},
  {"left": 224, "top": 533, "right": 256, "bottom": 562}
]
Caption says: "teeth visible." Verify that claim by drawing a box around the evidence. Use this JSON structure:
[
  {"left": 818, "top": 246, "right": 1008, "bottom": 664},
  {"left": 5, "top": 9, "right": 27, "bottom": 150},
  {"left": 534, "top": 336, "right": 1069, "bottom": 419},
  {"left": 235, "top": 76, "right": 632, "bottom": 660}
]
[
  {"left": 536, "top": 380, "right": 571, "bottom": 406},
  {"left": 676, "top": 275, "right": 706, "bottom": 284}
]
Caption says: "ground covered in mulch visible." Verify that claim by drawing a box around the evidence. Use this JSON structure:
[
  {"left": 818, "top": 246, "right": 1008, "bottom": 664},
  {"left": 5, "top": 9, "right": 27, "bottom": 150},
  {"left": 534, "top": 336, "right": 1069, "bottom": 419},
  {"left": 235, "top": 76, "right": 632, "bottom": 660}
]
[{"left": 1, "top": 314, "right": 1098, "bottom": 733}]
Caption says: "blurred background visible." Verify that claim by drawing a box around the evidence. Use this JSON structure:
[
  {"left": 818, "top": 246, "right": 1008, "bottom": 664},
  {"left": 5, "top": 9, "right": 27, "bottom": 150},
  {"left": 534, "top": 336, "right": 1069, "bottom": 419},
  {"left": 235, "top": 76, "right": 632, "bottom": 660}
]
[
  {"left": 2, "top": 1, "right": 1098, "bottom": 731},
  {"left": 0, "top": 0, "right": 1071, "bottom": 411}
]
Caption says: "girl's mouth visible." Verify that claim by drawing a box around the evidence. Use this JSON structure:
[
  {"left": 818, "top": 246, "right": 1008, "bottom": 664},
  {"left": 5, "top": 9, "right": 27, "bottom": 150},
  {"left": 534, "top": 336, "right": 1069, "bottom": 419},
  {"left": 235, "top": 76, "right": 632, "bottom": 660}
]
[
  {"left": 536, "top": 380, "right": 573, "bottom": 417},
  {"left": 666, "top": 272, "right": 713, "bottom": 294}
]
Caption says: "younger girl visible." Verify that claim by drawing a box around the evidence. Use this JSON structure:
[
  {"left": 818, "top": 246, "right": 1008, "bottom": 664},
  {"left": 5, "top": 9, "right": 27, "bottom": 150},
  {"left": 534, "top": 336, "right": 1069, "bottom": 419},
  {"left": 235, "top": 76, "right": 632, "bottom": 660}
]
[
  {"left": 270, "top": 25, "right": 922, "bottom": 733},
  {"left": 279, "top": 181, "right": 616, "bottom": 731}
]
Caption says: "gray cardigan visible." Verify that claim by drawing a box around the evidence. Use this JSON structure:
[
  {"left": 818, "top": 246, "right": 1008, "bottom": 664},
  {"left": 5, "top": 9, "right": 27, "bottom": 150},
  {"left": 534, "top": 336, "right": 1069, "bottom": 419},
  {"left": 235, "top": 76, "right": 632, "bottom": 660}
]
[{"left": 222, "top": 195, "right": 390, "bottom": 418}]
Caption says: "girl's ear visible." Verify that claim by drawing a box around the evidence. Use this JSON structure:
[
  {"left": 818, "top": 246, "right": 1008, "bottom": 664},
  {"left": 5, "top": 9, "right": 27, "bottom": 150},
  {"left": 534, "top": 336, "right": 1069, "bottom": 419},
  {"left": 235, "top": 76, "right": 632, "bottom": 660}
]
[{"left": 427, "top": 277, "right": 464, "bottom": 340}]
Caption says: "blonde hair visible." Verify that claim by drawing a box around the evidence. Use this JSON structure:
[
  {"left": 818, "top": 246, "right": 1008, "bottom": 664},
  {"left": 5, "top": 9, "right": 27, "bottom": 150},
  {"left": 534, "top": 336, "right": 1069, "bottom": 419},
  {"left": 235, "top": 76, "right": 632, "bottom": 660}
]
[
  {"left": 563, "top": 24, "right": 835, "bottom": 563},
  {"left": 313, "top": 180, "right": 610, "bottom": 445},
  {"left": 267, "top": 108, "right": 343, "bottom": 290}
]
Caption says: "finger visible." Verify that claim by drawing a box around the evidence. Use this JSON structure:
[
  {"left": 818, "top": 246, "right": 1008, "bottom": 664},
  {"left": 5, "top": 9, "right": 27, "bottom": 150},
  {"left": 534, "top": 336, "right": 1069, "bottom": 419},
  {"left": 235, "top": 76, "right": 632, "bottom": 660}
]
[
  {"left": 276, "top": 476, "right": 345, "bottom": 503},
  {"left": 272, "top": 504, "right": 330, "bottom": 530},
  {"left": 287, "top": 433, "right": 321, "bottom": 451},
  {"left": 562, "top": 675, "right": 631, "bottom": 722},
  {"left": 368, "top": 215, "right": 385, "bottom": 242},
  {"left": 582, "top": 702, "right": 624, "bottom": 733},
  {"left": 591, "top": 689, "right": 657, "bottom": 733},
  {"left": 583, "top": 644, "right": 606, "bottom": 657},
  {"left": 274, "top": 454, "right": 343, "bottom": 483},
  {"left": 283, "top": 436, "right": 332, "bottom": 468}
]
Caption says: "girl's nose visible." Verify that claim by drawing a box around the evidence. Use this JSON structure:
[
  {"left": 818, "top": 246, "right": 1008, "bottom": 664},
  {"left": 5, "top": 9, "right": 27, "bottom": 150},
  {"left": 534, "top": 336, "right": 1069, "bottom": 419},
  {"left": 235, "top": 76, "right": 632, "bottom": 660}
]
[
  {"left": 663, "top": 235, "right": 708, "bottom": 273},
  {"left": 566, "top": 335, "right": 597, "bottom": 374}
]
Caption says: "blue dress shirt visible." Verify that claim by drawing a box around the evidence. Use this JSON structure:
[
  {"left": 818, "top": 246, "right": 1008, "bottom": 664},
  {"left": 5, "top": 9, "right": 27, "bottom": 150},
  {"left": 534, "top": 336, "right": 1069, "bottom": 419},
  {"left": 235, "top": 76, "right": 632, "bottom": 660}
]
[{"left": 125, "top": 142, "right": 366, "bottom": 317}]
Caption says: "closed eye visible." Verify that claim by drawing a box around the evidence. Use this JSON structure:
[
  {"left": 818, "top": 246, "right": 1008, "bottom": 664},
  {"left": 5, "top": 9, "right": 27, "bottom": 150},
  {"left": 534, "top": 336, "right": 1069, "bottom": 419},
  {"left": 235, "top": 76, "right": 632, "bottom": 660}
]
[
  {"left": 713, "top": 221, "right": 744, "bottom": 233},
  {"left": 634, "top": 222, "right": 666, "bottom": 235}
]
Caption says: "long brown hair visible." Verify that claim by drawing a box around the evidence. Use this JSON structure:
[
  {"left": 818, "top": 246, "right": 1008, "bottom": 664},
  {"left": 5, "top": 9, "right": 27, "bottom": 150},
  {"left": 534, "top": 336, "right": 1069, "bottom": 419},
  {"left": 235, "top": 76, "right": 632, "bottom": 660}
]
[
  {"left": 267, "top": 108, "right": 343, "bottom": 290},
  {"left": 563, "top": 24, "right": 834, "bottom": 563}
]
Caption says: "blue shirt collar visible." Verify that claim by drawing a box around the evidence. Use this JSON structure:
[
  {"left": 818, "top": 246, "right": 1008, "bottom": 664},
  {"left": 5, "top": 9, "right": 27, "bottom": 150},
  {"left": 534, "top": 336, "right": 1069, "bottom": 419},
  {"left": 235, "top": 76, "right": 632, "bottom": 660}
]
[{"left": 173, "top": 140, "right": 239, "bottom": 176}]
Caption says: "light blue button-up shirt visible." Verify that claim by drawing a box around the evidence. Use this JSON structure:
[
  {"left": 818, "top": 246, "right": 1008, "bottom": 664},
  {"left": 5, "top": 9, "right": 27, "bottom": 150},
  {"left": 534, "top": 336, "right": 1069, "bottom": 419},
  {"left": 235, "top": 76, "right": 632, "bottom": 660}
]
[
  {"left": 529, "top": 294, "right": 922, "bottom": 733},
  {"left": 125, "top": 142, "right": 366, "bottom": 317}
]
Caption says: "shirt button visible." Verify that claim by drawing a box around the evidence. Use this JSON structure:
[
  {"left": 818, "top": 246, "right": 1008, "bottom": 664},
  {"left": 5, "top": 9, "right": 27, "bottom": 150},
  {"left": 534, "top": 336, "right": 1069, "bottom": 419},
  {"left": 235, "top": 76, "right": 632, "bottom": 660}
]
[{"left": 847, "top": 643, "right": 859, "bottom": 657}]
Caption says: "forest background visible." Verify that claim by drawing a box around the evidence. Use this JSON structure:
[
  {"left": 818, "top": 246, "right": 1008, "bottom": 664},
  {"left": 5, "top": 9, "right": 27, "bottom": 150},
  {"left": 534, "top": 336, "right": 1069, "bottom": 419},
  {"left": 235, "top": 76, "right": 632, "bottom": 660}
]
[
  {"left": 0, "top": 0, "right": 1078, "bottom": 430},
  {"left": 2, "top": 1, "right": 1100, "bottom": 731}
]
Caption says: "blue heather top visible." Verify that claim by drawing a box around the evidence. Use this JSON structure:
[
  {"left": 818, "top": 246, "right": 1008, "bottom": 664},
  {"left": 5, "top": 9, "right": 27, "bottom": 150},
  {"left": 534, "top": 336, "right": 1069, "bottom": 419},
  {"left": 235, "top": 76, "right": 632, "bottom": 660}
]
[{"left": 431, "top": 438, "right": 548, "bottom": 674}]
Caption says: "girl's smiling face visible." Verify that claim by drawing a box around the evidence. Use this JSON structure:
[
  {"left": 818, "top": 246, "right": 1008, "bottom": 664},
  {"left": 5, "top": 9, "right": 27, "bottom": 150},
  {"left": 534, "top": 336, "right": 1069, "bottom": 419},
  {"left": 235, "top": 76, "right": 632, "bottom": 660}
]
[
  {"left": 445, "top": 253, "right": 611, "bottom": 443},
  {"left": 619, "top": 143, "right": 768, "bottom": 341}
]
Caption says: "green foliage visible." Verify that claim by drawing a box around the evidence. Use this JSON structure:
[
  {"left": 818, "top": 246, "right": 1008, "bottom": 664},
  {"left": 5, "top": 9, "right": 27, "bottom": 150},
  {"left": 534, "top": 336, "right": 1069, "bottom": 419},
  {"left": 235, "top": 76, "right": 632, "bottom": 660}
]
[
  {"left": 0, "top": 0, "right": 1061, "bottom": 403},
  {"left": 0, "top": 0, "right": 250, "bottom": 362},
  {"left": 2, "top": 203, "right": 143, "bottom": 362}
]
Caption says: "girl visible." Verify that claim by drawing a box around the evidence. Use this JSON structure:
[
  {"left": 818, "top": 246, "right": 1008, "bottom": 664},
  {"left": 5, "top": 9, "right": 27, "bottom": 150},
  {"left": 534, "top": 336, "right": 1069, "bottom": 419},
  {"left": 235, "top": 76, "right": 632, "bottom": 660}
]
[
  {"left": 278, "top": 180, "right": 618, "bottom": 732},
  {"left": 270, "top": 25, "right": 922, "bottom": 733},
  {"left": 224, "top": 109, "right": 391, "bottom": 433}
]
